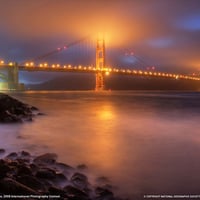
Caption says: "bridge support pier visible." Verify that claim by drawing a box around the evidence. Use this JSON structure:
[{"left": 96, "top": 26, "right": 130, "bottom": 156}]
[
  {"left": 95, "top": 35, "right": 105, "bottom": 91},
  {"left": 7, "top": 63, "right": 24, "bottom": 90}
]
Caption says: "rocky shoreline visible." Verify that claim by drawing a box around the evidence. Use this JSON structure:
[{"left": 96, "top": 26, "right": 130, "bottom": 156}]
[
  {"left": 0, "top": 150, "right": 127, "bottom": 200},
  {"left": 0, "top": 94, "right": 127, "bottom": 199},
  {"left": 0, "top": 93, "right": 42, "bottom": 123}
]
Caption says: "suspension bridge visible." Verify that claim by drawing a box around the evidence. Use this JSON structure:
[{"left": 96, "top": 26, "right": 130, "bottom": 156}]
[{"left": 0, "top": 35, "right": 199, "bottom": 91}]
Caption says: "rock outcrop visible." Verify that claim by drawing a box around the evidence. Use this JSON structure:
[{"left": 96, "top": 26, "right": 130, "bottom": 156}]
[
  {"left": 0, "top": 150, "right": 127, "bottom": 200},
  {"left": 0, "top": 93, "right": 41, "bottom": 123}
]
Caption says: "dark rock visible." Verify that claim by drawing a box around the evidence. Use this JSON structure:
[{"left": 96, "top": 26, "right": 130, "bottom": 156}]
[
  {"left": 0, "top": 149, "right": 5, "bottom": 154},
  {"left": 30, "top": 106, "right": 38, "bottom": 111},
  {"left": 0, "top": 159, "right": 11, "bottom": 178},
  {"left": 0, "top": 93, "right": 41, "bottom": 123},
  {"left": 0, "top": 149, "right": 124, "bottom": 199},
  {"left": 36, "top": 168, "right": 57, "bottom": 179},
  {"left": 30, "top": 163, "right": 39, "bottom": 173},
  {"left": 64, "top": 185, "right": 89, "bottom": 200},
  {"left": 0, "top": 178, "right": 38, "bottom": 195},
  {"left": 20, "top": 151, "right": 31, "bottom": 157},
  {"left": 17, "top": 164, "right": 32, "bottom": 176},
  {"left": 8, "top": 160, "right": 19, "bottom": 167},
  {"left": 55, "top": 162, "right": 74, "bottom": 170},
  {"left": 34, "top": 153, "right": 57, "bottom": 164},
  {"left": 48, "top": 186, "right": 67, "bottom": 196},
  {"left": 55, "top": 172, "right": 68, "bottom": 182},
  {"left": 95, "top": 187, "right": 114, "bottom": 200},
  {"left": 16, "top": 175, "right": 46, "bottom": 191},
  {"left": 16, "top": 157, "right": 30, "bottom": 163},
  {"left": 38, "top": 112, "right": 45, "bottom": 115},
  {"left": 6, "top": 152, "right": 18, "bottom": 159},
  {"left": 71, "top": 172, "right": 89, "bottom": 190}
]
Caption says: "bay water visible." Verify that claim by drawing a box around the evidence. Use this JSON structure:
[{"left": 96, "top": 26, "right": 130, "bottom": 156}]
[{"left": 1, "top": 91, "right": 200, "bottom": 199}]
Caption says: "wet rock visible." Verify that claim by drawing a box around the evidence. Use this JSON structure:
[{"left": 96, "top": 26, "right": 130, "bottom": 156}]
[
  {"left": 48, "top": 186, "right": 67, "bottom": 196},
  {"left": 0, "top": 178, "right": 38, "bottom": 195},
  {"left": 0, "top": 159, "right": 11, "bottom": 178},
  {"left": 30, "top": 106, "right": 38, "bottom": 111},
  {"left": 0, "top": 149, "right": 5, "bottom": 154},
  {"left": 36, "top": 168, "right": 57, "bottom": 179},
  {"left": 56, "top": 162, "right": 74, "bottom": 170},
  {"left": 16, "top": 157, "right": 30, "bottom": 164},
  {"left": 16, "top": 175, "right": 46, "bottom": 192},
  {"left": 38, "top": 112, "right": 45, "bottom": 116},
  {"left": 95, "top": 187, "right": 114, "bottom": 200},
  {"left": 8, "top": 160, "right": 19, "bottom": 167},
  {"left": 6, "top": 152, "right": 18, "bottom": 159},
  {"left": 30, "top": 163, "right": 39, "bottom": 173},
  {"left": 55, "top": 172, "right": 68, "bottom": 182},
  {"left": 64, "top": 185, "right": 90, "bottom": 200},
  {"left": 20, "top": 151, "right": 31, "bottom": 157},
  {"left": 0, "top": 93, "right": 40, "bottom": 123},
  {"left": 34, "top": 153, "right": 57, "bottom": 164},
  {"left": 17, "top": 164, "right": 32, "bottom": 176},
  {"left": 0, "top": 149, "right": 125, "bottom": 199},
  {"left": 71, "top": 172, "right": 89, "bottom": 190}
]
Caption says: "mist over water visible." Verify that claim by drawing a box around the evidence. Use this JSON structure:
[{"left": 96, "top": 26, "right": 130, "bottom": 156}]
[{"left": 1, "top": 91, "right": 200, "bottom": 198}]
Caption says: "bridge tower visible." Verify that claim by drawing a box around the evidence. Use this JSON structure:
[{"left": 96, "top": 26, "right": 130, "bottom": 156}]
[{"left": 95, "top": 35, "right": 105, "bottom": 91}]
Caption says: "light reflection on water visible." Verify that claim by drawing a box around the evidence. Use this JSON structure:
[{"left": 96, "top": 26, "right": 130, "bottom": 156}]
[{"left": 1, "top": 91, "right": 200, "bottom": 198}]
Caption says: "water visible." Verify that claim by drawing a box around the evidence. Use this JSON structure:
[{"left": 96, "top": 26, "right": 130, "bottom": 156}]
[{"left": 1, "top": 90, "right": 200, "bottom": 199}]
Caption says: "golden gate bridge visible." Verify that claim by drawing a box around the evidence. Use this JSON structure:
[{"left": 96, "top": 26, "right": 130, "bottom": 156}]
[{"left": 0, "top": 35, "right": 200, "bottom": 91}]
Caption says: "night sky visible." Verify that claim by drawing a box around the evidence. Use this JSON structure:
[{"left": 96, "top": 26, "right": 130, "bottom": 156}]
[{"left": 0, "top": 0, "right": 200, "bottom": 85}]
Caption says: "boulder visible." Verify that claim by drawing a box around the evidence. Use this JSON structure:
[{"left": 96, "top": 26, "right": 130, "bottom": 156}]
[
  {"left": 16, "top": 175, "right": 45, "bottom": 191},
  {"left": 33, "top": 153, "right": 57, "bottom": 164},
  {"left": 0, "top": 159, "right": 11, "bottom": 178},
  {"left": 95, "top": 187, "right": 114, "bottom": 200},
  {"left": 0, "top": 149, "right": 5, "bottom": 154},
  {"left": 71, "top": 172, "right": 89, "bottom": 190},
  {"left": 0, "top": 93, "right": 40, "bottom": 123},
  {"left": 0, "top": 178, "right": 38, "bottom": 195},
  {"left": 20, "top": 151, "right": 31, "bottom": 157},
  {"left": 36, "top": 168, "right": 57, "bottom": 179},
  {"left": 64, "top": 185, "right": 90, "bottom": 200},
  {"left": 6, "top": 152, "right": 18, "bottom": 159},
  {"left": 48, "top": 186, "right": 67, "bottom": 196}
]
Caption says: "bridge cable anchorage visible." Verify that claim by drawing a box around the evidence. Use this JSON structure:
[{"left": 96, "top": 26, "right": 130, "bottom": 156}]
[{"left": 21, "top": 35, "right": 91, "bottom": 65}]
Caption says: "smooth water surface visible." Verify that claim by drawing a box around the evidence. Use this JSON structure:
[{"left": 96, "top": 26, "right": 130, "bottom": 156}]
[{"left": 1, "top": 91, "right": 200, "bottom": 199}]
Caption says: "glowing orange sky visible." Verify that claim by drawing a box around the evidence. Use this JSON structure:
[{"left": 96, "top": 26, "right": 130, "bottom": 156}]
[{"left": 0, "top": 0, "right": 200, "bottom": 73}]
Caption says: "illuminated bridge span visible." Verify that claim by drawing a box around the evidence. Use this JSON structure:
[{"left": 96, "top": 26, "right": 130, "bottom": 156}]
[{"left": 0, "top": 36, "right": 200, "bottom": 91}]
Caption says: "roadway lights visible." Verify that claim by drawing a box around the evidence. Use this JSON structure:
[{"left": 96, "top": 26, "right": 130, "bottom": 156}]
[
  {"left": 105, "top": 71, "right": 110, "bottom": 76},
  {"left": 0, "top": 60, "right": 4, "bottom": 64}
]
